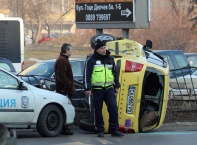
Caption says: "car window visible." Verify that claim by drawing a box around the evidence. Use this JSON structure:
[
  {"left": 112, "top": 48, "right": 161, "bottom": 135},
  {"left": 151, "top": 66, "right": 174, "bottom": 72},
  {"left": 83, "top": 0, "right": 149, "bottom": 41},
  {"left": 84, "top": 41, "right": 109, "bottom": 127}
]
[
  {"left": 159, "top": 54, "right": 175, "bottom": 69},
  {"left": 0, "top": 62, "right": 12, "bottom": 72},
  {"left": 0, "top": 70, "right": 19, "bottom": 89},
  {"left": 71, "top": 61, "right": 84, "bottom": 76},
  {"left": 174, "top": 53, "right": 188, "bottom": 68},
  {"left": 187, "top": 55, "right": 197, "bottom": 67}
]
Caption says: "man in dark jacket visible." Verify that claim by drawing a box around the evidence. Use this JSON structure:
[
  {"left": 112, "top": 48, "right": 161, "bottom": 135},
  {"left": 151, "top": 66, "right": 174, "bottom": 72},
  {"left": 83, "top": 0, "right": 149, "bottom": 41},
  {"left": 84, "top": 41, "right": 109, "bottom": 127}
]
[
  {"left": 83, "top": 39, "right": 124, "bottom": 137},
  {"left": 54, "top": 43, "right": 75, "bottom": 135}
]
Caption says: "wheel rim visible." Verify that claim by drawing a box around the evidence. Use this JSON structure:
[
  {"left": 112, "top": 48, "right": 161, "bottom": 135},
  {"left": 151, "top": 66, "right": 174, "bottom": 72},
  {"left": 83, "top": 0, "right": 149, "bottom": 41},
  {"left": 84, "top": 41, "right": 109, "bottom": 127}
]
[{"left": 46, "top": 110, "right": 60, "bottom": 131}]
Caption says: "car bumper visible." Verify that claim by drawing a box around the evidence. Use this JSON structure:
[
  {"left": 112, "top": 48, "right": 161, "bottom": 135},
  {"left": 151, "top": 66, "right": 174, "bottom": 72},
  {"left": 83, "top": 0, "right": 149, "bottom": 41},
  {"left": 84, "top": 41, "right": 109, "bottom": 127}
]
[{"left": 63, "top": 103, "right": 75, "bottom": 125}]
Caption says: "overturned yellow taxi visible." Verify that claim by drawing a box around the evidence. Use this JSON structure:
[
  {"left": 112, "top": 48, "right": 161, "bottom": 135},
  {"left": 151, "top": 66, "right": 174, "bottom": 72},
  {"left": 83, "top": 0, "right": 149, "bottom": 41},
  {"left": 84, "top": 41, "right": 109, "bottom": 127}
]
[{"left": 80, "top": 35, "right": 170, "bottom": 133}]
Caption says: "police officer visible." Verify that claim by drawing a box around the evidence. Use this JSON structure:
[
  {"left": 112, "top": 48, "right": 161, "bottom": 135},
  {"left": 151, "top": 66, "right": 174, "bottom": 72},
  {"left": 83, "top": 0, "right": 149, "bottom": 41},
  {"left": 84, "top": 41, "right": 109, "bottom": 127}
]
[{"left": 83, "top": 39, "right": 124, "bottom": 137}]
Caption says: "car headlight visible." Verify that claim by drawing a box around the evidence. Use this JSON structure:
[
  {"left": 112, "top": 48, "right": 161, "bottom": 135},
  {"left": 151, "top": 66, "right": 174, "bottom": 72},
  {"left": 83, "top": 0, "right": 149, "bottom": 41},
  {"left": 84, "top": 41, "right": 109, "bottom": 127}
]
[
  {"left": 40, "top": 79, "right": 46, "bottom": 89},
  {"left": 40, "top": 79, "right": 44, "bottom": 84}
]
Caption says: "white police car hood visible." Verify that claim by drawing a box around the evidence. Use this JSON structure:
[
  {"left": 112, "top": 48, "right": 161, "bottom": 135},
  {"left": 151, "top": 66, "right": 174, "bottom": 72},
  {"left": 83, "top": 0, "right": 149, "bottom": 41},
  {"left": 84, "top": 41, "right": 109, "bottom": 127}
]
[{"left": 23, "top": 81, "right": 70, "bottom": 104}]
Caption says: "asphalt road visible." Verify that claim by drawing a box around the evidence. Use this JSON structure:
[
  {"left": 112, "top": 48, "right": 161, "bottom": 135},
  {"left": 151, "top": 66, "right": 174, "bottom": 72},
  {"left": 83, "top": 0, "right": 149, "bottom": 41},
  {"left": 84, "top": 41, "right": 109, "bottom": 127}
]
[{"left": 15, "top": 122, "right": 197, "bottom": 145}]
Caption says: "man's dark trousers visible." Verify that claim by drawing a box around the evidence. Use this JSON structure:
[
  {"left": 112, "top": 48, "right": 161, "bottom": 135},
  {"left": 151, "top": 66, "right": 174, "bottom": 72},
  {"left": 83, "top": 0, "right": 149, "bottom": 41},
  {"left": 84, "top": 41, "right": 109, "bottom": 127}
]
[{"left": 92, "top": 87, "right": 119, "bottom": 133}]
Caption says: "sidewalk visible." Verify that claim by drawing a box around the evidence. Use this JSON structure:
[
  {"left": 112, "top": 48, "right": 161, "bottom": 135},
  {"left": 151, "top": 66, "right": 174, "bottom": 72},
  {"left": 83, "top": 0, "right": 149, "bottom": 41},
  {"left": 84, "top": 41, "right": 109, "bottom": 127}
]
[
  {"left": 155, "top": 122, "right": 197, "bottom": 132},
  {"left": 71, "top": 122, "right": 197, "bottom": 133}
]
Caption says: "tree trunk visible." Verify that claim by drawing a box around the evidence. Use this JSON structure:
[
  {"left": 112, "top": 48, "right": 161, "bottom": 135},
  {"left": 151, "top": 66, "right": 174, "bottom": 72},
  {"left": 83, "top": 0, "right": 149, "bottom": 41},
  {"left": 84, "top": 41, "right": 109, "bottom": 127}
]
[
  {"left": 46, "top": 22, "right": 51, "bottom": 38},
  {"left": 33, "top": 16, "right": 42, "bottom": 45}
]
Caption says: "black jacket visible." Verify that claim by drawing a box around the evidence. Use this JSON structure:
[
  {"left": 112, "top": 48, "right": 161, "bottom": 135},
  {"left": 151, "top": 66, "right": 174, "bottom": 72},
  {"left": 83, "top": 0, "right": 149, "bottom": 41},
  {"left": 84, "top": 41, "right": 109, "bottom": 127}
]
[{"left": 83, "top": 50, "right": 120, "bottom": 91}]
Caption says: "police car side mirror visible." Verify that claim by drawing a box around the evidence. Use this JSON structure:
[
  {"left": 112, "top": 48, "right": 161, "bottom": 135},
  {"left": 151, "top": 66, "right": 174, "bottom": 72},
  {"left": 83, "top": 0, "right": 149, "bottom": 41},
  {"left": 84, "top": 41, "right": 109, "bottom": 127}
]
[{"left": 18, "top": 82, "right": 27, "bottom": 90}]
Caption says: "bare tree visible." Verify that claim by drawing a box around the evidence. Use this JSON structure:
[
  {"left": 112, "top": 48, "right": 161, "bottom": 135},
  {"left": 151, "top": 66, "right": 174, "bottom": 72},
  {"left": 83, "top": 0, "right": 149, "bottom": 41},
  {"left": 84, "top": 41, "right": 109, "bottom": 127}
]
[
  {"left": 46, "top": 0, "right": 74, "bottom": 36},
  {"left": 0, "top": 0, "right": 17, "bottom": 16},
  {"left": 129, "top": 0, "right": 195, "bottom": 52},
  {"left": 29, "top": 0, "right": 75, "bottom": 43},
  {"left": 23, "top": 0, "right": 48, "bottom": 44},
  {"left": 169, "top": 0, "right": 181, "bottom": 16},
  {"left": 1, "top": 0, "right": 74, "bottom": 44},
  {"left": 187, "top": 0, "right": 197, "bottom": 34}
]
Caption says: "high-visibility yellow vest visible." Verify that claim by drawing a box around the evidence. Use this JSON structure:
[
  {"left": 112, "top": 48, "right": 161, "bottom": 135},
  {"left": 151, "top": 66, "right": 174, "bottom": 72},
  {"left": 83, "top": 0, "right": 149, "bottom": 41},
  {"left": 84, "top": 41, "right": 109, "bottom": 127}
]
[{"left": 91, "top": 64, "right": 114, "bottom": 87}]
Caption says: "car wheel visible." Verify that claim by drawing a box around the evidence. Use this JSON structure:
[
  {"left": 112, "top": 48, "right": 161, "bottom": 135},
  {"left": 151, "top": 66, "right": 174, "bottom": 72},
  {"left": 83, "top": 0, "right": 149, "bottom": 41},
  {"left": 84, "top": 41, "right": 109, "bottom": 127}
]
[
  {"left": 37, "top": 104, "right": 63, "bottom": 137},
  {"left": 79, "top": 119, "right": 96, "bottom": 133}
]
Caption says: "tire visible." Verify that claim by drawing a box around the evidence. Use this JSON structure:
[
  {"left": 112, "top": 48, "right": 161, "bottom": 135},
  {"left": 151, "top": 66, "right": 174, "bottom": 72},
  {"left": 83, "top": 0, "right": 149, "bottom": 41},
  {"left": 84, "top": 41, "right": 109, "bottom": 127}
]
[
  {"left": 79, "top": 119, "right": 96, "bottom": 133},
  {"left": 37, "top": 104, "right": 63, "bottom": 137},
  {"left": 90, "top": 34, "right": 117, "bottom": 49},
  {"left": 0, "top": 124, "right": 10, "bottom": 145}
]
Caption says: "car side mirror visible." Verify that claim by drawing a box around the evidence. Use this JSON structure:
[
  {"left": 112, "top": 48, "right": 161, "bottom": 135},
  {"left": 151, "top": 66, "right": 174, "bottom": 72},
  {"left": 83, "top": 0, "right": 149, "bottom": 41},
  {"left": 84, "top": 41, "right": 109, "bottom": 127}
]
[
  {"left": 18, "top": 82, "right": 27, "bottom": 90},
  {"left": 144, "top": 40, "right": 152, "bottom": 49}
]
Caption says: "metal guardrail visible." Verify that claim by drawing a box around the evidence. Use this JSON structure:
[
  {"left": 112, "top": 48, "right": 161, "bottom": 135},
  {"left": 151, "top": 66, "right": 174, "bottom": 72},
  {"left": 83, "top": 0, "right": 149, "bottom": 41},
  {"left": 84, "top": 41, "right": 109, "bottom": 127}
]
[{"left": 168, "top": 67, "right": 197, "bottom": 112}]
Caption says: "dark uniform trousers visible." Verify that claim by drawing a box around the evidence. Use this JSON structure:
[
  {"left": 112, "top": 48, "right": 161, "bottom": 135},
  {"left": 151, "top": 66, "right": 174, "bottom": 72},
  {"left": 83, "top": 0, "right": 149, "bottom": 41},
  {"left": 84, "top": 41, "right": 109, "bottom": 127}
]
[{"left": 92, "top": 87, "right": 119, "bottom": 133}]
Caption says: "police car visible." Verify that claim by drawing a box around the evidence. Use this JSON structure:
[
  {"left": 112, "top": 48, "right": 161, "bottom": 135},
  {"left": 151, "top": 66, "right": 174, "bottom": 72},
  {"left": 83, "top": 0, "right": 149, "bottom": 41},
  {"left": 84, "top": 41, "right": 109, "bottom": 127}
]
[{"left": 0, "top": 67, "right": 75, "bottom": 137}]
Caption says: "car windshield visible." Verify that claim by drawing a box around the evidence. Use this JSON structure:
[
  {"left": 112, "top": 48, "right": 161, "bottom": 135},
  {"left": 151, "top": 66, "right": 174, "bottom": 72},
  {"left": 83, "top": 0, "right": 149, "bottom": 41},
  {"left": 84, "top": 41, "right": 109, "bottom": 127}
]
[
  {"left": 0, "top": 62, "right": 12, "bottom": 72},
  {"left": 19, "top": 62, "right": 54, "bottom": 77},
  {"left": 19, "top": 60, "right": 85, "bottom": 78}
]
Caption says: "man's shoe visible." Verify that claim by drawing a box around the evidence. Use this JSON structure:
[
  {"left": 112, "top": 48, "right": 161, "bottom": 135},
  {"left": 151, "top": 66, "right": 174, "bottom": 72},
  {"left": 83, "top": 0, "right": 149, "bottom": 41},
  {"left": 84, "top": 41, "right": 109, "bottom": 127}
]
[
  {"left": 111, "top": 131, "right": 124, "bottom": 137},
  {"left": 98, "top": 132, "right": 104, "bottom": 137},
  {"left": 62, "top": 128, "right": 74, "bottom": 135}
]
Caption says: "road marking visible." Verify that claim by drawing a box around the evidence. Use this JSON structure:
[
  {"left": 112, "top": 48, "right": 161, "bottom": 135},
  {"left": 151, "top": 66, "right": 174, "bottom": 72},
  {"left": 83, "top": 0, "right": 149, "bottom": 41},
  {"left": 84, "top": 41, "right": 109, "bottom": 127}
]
[{"left": 136, "top": 131, "right": 197, "bottom": 135}]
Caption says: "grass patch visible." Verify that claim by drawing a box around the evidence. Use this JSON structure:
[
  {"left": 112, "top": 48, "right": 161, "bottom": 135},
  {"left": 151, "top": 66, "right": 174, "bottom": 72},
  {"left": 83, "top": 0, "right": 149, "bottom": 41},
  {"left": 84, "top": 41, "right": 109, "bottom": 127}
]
[
  {"left": 24, "top": 45, "right": 92, "bottom": 69},
  {"left": 25, "top": 46, "right": 92, "bottom": 59},
  {"left": 25, "top": 49, "right": 60, "bottom": 60}
]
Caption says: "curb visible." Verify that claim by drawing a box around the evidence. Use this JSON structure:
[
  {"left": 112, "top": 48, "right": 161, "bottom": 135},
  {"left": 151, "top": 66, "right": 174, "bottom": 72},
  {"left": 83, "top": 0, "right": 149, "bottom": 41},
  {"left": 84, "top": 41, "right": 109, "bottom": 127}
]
[{"left": 163, "top": 122, "right": 197, "bottom": 126}]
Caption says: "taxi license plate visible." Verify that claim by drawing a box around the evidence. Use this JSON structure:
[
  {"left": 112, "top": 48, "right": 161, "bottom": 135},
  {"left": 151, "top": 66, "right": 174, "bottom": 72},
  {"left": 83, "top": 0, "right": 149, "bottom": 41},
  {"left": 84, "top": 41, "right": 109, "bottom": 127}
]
[{"left": 126, "top": 86, "right": 135, "bottom": 114}]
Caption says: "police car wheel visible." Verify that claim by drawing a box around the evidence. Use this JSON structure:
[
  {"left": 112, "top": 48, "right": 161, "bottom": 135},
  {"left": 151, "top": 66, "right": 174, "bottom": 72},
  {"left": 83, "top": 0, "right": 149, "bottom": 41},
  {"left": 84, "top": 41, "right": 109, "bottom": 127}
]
[
  {"left": 37, "top": 104, "right": 63, "bottom": 137},
  {"left": 79, "top": 119, "right": 96, "bottom": 133}
]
